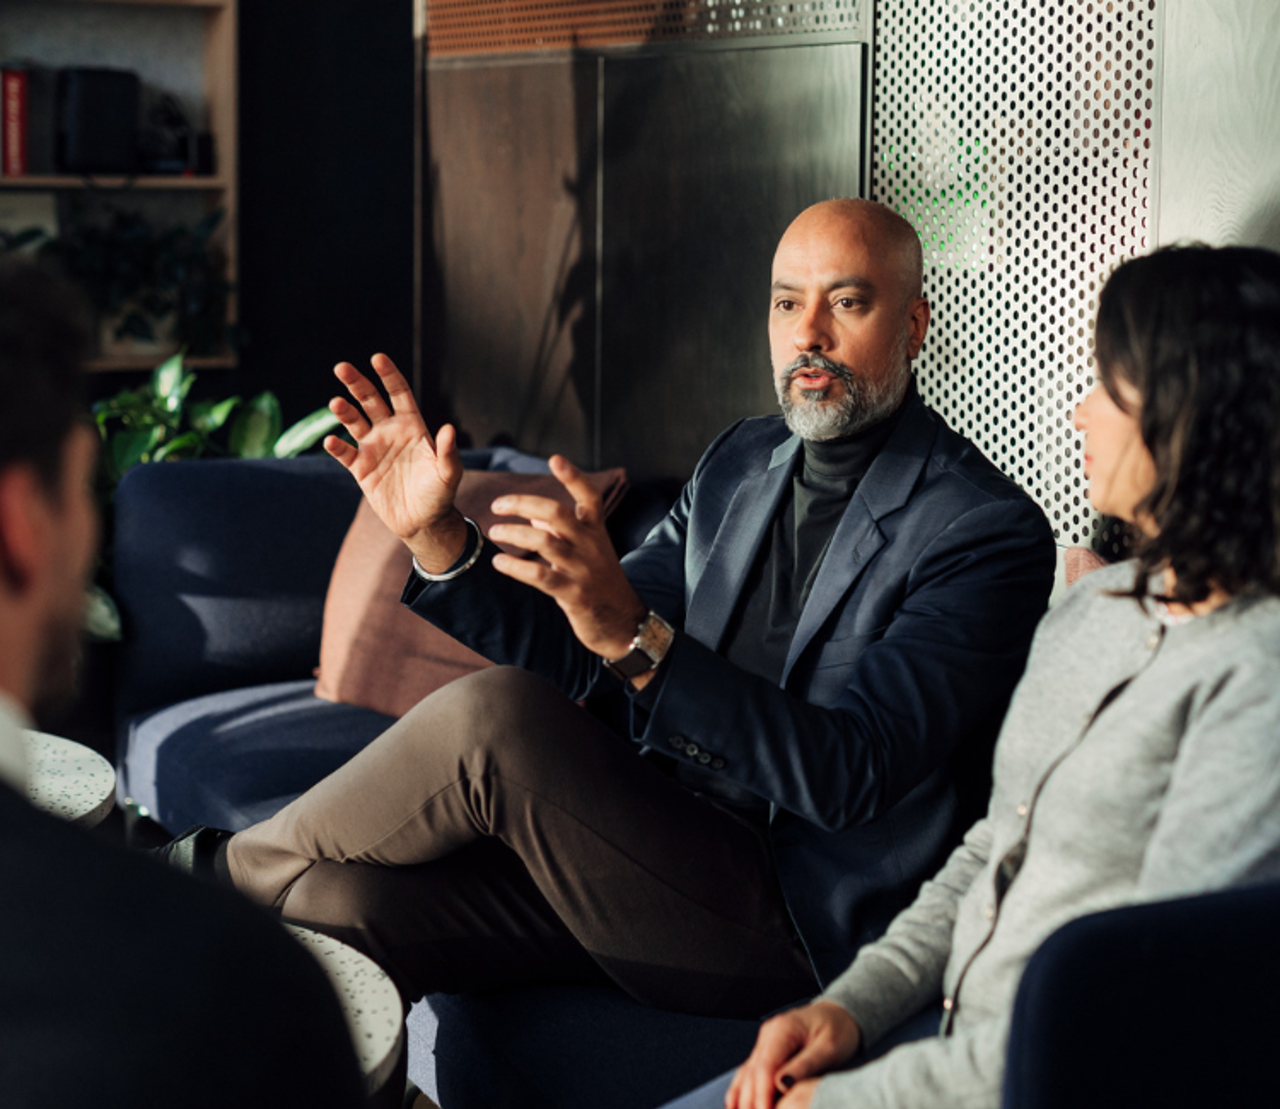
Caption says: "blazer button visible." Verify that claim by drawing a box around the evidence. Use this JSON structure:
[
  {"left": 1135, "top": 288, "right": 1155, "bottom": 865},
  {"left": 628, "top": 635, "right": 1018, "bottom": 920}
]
[
  {"left": 668, "top": 735, "right": 685, "bottom": 750},
  {"left": 685, "top": 743, "right": 700, "bottom": 757},
  {"left": 698, "top": 752, "right": 712, "bottom": 765},
  {"left": 711, "top": 758, "right": 726, "bottom": 770}
]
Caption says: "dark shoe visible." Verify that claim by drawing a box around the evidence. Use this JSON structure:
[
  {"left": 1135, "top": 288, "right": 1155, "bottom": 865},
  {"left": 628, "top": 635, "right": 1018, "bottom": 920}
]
[{"left": 151, "top": 824, "right": 232, "bottom": 883}]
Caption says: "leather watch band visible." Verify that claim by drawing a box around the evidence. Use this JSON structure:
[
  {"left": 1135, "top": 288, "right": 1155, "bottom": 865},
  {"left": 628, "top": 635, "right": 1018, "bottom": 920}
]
[{"left": 603, "top": 610, "right": 675, "bottom": 682}]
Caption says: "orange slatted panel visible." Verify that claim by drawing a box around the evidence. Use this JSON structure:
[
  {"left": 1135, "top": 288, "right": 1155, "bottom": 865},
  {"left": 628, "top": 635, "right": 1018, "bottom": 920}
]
[{"left": 424, "top": 0, "right": 864, "bottom": 57}]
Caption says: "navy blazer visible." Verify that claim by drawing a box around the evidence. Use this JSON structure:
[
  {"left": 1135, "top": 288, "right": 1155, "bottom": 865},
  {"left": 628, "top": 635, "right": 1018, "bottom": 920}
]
[{"left": 406, "top": 390, "right": 1056, "bottom": 985}]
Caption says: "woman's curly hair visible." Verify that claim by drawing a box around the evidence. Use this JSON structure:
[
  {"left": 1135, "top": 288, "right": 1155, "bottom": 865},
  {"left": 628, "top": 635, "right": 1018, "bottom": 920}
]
[{"left": 1094, "top": 243, "right": 1280, "bottom": 604}]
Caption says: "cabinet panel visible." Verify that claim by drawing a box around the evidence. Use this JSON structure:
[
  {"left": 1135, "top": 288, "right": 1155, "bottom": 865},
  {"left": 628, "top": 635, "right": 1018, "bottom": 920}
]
[
  {"left": 426, "top": 57, "right": 598, "bottom": 462},
  {"left": 427, "top": 42, "right": 866, "bottom": 477},
  {"left": 598, "top": 44, "right": 866, "bottom": 477}
]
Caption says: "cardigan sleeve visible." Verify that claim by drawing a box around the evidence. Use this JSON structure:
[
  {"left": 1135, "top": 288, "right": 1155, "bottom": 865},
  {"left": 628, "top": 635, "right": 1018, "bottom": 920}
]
[{"left": 819, "top": 816, "right": 993, "bottom": 1045}]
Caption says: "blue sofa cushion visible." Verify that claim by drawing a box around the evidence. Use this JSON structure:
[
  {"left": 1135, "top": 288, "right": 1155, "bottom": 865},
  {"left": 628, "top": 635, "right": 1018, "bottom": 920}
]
[
  {"left": 112, "top": 455, "right": 365, "bottom": 723},
  {"left": 118, "top": 680, "right": 394, "bottom": 833},
  {"left": 407, "top": 986, "right": 761, "bottom": 1109}
]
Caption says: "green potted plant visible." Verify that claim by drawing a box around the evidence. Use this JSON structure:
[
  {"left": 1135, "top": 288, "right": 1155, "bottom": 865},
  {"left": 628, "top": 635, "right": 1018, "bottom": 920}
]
[{"left": 88, "top": 350, "right": 342, "bottom": 641}]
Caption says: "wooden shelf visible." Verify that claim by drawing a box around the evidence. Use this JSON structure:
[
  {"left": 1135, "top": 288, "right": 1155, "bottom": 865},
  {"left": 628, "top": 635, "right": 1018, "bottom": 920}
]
[
  {"left": 4, "top": 0, "right": 241, "bottom": 372},
  {"left": 0, "top": 176, "right": 229, "bottom": 190},
  {"left": 43, "top": 1, "right": 230, "bottom": 9},
  {"left": 87, "top": 352, "right": 236, "bottom": 372}
]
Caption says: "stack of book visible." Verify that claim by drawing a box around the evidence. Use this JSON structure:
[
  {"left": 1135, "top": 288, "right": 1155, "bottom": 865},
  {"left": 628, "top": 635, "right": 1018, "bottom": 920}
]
[{"left": 1, "top": 64, "right": 56, "bottom": 177}]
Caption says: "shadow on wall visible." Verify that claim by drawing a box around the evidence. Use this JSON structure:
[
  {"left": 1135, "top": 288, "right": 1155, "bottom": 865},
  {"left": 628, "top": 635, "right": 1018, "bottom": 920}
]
[{"left": 1242, "top": 202, "right": 1280, "bottom": 254}]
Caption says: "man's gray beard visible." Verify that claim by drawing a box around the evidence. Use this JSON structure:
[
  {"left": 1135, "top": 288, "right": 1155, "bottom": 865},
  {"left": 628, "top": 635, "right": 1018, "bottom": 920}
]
[{"left": 774, "top": 346, "right": 911, "bottom": 441}]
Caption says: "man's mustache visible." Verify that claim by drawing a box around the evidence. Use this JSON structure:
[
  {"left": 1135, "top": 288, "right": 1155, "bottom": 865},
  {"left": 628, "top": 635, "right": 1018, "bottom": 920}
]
[{"left": 782, "top": 353, "right": 857, "bottom": 389}]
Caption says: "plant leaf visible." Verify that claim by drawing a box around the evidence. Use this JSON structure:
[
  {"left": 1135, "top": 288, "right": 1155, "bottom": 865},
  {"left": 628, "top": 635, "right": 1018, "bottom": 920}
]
[
  {"left": 272, "top": 407, "right": 342, "bottom": 458},
  {"left": 84, "top": 584, "right": 123, "bottom": 642},
  {"left": 153, "top": 430, "right": 205, "bottom": 462},
  {"left": 228, "top": 391, "right": 282, "bottom": 458},
  {"left": 189, "top": 395, "right": 241, "bottom": 434},
  {"left": 152, "top": 350, "right": 195, "bottom": 415},
  {"left": 110, "top": 426, "right": 165, "bottom": 479}
]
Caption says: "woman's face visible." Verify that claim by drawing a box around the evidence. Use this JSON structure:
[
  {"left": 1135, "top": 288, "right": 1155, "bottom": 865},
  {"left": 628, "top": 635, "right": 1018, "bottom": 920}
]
[{"left": 1074, "top": 373, "right": 1158, "bottom": 525}]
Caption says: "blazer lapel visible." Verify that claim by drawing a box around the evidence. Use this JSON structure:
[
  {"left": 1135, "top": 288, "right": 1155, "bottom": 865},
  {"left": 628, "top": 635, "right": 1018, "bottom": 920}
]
[
  {"left": 684, "top": 435, "right": 800, "bottom": 651},
  {"left": 783, "top": 393, "right": 940, "bottom": 680}
]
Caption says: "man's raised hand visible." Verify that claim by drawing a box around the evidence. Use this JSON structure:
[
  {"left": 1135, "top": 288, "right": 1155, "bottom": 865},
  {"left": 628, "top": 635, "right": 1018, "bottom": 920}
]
[{"left": 323, "top": 354, "right": 469, "bottom": 572}]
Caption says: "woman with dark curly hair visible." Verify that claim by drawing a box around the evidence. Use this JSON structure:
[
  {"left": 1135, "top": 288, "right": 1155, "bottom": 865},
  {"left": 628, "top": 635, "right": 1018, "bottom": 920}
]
[{"left": 660, "top": 242, "right": 1280, "bottom": 1109}]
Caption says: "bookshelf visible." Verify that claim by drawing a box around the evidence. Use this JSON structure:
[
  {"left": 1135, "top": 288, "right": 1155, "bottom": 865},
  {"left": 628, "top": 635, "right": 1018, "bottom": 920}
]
[{"left": 0, "top": 0, "right": 238, "bottom": 371}]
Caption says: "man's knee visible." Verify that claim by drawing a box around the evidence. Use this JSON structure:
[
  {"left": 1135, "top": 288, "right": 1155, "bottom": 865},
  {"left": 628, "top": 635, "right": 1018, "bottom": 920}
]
[{"left": 403, "top": 666, "right": 589, "bottom": 770}]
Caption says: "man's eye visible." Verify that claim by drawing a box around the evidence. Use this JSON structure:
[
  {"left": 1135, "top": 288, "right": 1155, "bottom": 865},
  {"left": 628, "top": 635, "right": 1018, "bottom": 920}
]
[
  {"left": 774, "top": 299, "right": 797, "bottom": 312},
  {"left": 835, "top": 297, "right": 865, "bottom": 309}
]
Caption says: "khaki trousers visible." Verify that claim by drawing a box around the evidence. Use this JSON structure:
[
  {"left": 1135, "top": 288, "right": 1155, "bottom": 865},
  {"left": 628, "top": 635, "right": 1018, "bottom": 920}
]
[{"left": 228, "top": 667, "right": 815, "bottom": 1018}]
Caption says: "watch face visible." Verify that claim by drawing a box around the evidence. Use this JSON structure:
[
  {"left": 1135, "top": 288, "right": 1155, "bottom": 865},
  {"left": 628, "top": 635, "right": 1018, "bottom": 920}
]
[{"left": 604, "top": 611, "right": 674, "bottom": 681}]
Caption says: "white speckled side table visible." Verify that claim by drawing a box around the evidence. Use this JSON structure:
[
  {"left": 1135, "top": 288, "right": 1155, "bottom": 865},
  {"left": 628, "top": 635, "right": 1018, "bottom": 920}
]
[
  {"left": 22, "top": 730, "right": 116, "bottom": 828},
  {"left": 286, "top": 924, "right": 406, "bottom": 1099}
]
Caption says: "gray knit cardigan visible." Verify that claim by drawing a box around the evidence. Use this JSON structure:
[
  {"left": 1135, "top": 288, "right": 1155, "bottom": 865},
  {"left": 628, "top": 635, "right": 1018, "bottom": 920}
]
[{"left": 813, "top": 560, "right": 1280, "bottom": 1109}]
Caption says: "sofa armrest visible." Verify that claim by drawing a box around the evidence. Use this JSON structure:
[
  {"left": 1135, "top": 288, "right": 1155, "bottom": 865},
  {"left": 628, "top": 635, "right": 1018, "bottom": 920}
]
[
  {"left": 112, "top": 456, "right": 364, "bottom": 723},
  {"left": 1004, "top": 880, "right": 1280, "bottom": 1108}
]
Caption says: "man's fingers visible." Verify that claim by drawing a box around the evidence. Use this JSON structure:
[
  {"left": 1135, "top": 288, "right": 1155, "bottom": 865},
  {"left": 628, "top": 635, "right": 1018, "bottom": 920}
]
[
  {"left": 332, "top": 362, "right": 388, "bottom": 418},
  {"left": 434, "top": 422, "right": 463, "bottom": 489},
  {"left": 369, "top": 352, "right": 420, "bottom": 418},
  {"left": 491, "top": 492, "right": 576, "bottom": 529},
  {"left": 489, "top": 522, "right": 572, "bottom": 562},
  {"left": 492, "top": 551, "right": 561, "bottom": 591},
  {"left": 548, "top": 454, "right": 603, "bottom": 524},
  {"left": 323, "top": 434, "right": 357, "bottom": 468},
  {"left": 329, "top": 396, "right": 372, "bottom": 440}
]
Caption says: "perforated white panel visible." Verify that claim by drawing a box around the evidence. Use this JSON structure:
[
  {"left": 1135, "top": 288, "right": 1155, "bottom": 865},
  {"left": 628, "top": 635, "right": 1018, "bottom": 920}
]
[{"left": 872, "top": 0, "right": 1160, "bottom": 547}]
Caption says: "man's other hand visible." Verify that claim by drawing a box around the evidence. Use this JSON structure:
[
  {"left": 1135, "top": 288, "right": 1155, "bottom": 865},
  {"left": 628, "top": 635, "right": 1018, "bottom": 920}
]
[
  {"left": 726, "top": 1001, "right": 861, "bottom": 1109},
  {"left": 488, "top": 454, "right": 651, "bottom": 682},
  {"left": 323, "top": 354, "right": 469, "bottom": 572}
]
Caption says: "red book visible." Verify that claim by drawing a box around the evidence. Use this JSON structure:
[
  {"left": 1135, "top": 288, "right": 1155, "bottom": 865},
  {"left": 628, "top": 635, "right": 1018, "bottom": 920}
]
[{"left": 2, "top": 68, "right": 29, "bottom": 177}]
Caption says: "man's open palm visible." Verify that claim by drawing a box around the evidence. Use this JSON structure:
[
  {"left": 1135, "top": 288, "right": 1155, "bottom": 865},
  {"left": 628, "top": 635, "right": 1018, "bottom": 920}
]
[{"left": 323, "top": 354, "right": 464, "bottom": 548}]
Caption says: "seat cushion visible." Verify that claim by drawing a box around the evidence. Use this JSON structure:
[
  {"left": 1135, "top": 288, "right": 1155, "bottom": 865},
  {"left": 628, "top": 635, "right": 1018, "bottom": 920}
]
[
  {"left": 407, "top": 986, "right": 761, "bottom": 1109},
  {"left": 118, "top": 680, "right": 394, "bottom": 833},
  {"left": 112, "top": 455, "right": 367, "bottom": 724}
]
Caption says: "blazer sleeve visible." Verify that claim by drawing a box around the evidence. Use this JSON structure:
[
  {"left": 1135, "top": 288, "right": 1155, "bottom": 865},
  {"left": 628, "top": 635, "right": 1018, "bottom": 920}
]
[
  {"left": 397, "top": 423, "right": 743, "bottom": 701},
  {"left": 634, "top": 493, "right": 1055, "bottom": 831}
]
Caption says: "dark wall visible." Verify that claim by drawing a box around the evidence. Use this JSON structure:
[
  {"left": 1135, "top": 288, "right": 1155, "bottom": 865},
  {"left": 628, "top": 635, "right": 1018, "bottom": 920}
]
[{"left": 236, "top": 0, "right": 414, "bottom": 425}]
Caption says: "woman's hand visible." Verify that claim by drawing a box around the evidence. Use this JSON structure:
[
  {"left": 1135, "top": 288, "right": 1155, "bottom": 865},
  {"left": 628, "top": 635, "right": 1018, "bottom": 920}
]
[
  {"left": 323, "top": 354, "right": 469, "bottom": 571},
  {"left": 726, "top": 1001, "right": 861, "bottom": 1109}
]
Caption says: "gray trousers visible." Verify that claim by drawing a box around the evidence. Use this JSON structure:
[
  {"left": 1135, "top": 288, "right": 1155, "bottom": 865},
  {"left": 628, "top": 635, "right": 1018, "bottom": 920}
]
[{"left": 228, "top": 667, "right": 816, "bottom": 1018}]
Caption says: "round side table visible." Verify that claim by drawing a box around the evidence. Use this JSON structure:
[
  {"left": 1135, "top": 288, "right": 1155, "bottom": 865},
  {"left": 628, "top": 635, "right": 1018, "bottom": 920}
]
[
  {"left": 286, "top": 924, "right": 405, "bottom": 1099},
  {"left": 22, "top": 731, "right": 116, "bottom": 828}
]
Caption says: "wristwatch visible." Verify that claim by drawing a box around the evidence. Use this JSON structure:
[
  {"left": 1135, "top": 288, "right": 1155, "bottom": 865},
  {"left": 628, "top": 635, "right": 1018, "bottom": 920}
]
[{"left": 603, "top": 610, "right": 675, "bottom": 682}]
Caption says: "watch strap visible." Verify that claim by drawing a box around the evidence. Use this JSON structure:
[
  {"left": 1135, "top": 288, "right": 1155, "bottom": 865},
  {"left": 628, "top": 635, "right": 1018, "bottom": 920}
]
[{"left": 603, "top": 610, "right": 675, "bottom": 682}]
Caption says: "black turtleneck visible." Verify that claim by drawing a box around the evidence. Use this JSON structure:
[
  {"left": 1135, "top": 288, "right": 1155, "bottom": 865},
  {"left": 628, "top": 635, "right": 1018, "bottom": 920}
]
[
  {"left": 719, "top": 397, "right": 906, "bottom": 688},
  {"left": 653, "top": 392, "right": 908, "bottom": 818}
]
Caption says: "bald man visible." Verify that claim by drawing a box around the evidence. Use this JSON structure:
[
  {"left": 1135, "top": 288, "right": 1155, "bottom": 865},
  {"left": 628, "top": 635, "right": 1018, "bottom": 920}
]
[{"left": 166, "top": 200, "right": 1055, "bottom": 1022}]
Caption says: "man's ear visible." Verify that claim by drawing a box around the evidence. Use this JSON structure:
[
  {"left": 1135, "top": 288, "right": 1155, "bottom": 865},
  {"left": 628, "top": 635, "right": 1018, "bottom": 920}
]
[
  {"left": 0, "top": 466, "right": 50, "bottom": 595},
  {"left": 907, "top": 297, "right": 931, "bottom": 360}
]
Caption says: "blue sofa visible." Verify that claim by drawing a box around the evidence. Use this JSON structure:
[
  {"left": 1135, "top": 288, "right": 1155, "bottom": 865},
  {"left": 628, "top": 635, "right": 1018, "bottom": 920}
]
[
  {"left": 111, "top": 455, "right": 1280, "bottom": 1107},
  {"left": 110, "top": 452, "right": 761, "bottom": 1108}
]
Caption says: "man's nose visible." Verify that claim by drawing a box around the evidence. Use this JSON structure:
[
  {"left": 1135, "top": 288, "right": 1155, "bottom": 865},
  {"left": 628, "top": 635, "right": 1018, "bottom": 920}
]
[{"left": 794, "top": 304, "right": 831, "bottom": 351}]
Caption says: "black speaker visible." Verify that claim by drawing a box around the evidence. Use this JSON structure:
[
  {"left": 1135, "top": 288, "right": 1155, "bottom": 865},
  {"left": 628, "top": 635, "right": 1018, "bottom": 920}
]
[{"left": 57, "top": 67, "right": 139, "bottom": 174}]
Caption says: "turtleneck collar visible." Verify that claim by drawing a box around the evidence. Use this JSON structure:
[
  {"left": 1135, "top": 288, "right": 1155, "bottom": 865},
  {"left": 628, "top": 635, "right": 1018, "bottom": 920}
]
[{"left": 802, "top": 377, "right": 915, "bottom": 480}]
